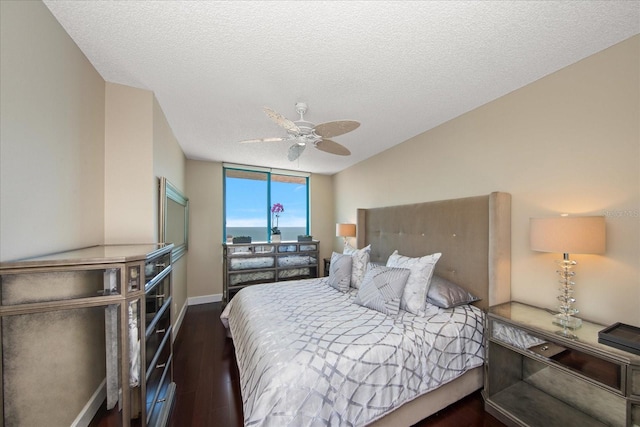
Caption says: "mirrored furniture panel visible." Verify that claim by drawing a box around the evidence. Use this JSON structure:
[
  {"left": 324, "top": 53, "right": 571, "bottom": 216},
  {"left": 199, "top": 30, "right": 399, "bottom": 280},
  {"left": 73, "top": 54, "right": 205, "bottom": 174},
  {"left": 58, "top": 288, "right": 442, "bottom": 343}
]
[
  {"left": 223, "top": 241, "right": 319, "bottom": 304},
  {"left": 484, "top": 301, "right": 640, "bottom": 427},
  {"left": 0, "top": 244, "right": 175, "bottom": 427}
]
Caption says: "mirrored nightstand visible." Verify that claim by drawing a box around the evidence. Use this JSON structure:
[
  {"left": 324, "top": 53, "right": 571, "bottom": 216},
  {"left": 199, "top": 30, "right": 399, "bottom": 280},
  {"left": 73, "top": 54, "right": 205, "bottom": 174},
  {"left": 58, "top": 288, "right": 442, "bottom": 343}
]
[{"left": 484, "top": 301, "right": 640, "bottom": 427}]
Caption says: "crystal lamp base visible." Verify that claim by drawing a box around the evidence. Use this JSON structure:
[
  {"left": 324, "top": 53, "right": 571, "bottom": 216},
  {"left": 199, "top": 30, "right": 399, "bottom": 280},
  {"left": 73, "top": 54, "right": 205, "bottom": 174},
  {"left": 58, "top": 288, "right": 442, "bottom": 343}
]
[{"left": 553, "top": 313, "right": 582, "bottom": 330}]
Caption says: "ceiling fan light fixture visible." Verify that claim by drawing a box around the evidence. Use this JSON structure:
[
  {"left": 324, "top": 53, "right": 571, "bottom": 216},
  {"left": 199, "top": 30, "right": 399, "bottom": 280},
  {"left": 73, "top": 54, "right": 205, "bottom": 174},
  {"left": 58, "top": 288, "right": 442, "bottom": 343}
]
[
  {"left": 288, "top": 143, "right": 306, "bottom": 161},
  {"left": 240, "top": 102, "right": 359, "bottom": 160}
]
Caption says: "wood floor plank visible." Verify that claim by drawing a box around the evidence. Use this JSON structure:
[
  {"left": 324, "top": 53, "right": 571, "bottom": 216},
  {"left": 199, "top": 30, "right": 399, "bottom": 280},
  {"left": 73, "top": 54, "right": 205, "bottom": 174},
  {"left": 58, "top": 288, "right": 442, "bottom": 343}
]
[{"left": 169, "top": 302, "right": 505, "bottom": 427}]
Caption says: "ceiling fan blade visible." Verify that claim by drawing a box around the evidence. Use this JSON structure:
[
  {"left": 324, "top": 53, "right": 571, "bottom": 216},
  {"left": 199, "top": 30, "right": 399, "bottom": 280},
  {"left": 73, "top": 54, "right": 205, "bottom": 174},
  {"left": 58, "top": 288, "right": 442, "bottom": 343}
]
[
  {"left": 239, "top": 137, "right": 286, "bottom": 143},
  {"left": 288, "top": 143, "right": 306, "bottom": 161},
  {"left": 263, "top": 107, "right": 300, "bottom": 134},
  {"left": 315, "top": 139, "right": 351, "bottom": 156},
  {"left": 314, "top": 120, "right": 360, "bottom": 138}
]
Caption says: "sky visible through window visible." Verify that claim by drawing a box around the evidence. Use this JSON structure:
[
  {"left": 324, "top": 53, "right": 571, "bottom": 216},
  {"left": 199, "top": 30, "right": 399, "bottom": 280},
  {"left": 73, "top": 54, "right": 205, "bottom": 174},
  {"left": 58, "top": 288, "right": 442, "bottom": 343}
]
[
  {"left": 225, "top": 170, "right": 308, "bottom": 241},
  {"left": 225, "top": 179, "right": 307, "bottom": 227}
]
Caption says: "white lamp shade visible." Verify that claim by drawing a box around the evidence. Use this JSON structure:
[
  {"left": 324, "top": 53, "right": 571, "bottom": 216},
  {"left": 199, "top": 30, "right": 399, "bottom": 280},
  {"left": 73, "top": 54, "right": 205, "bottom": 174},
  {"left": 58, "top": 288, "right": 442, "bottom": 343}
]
[
  {"left": 336, "top": 223, "right": 356, "bottom": 238},
  {"left": 530, "top": 216, "right": 605, "bottom": 254}
]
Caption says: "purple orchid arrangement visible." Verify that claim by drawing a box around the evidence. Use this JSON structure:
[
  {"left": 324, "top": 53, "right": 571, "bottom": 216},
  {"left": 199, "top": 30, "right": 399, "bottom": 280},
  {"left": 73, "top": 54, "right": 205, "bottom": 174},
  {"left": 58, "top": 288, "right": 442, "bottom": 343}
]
[{"left": 271, "top": 203, "right": 284, "bottom": 234}]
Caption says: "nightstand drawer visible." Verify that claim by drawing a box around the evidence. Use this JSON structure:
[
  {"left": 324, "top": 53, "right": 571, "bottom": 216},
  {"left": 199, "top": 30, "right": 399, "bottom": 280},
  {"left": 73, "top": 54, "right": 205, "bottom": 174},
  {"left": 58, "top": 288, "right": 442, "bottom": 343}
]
[
  {"left": 551, "top": 345, "right": 622, "bottom": 392},
  {"left": 631, "top": 401, "right": 640, "bottom": 427},
  {"left": 631, "top": 366, "right": 640, "bottom": 398},
  {"left": 491, "top": 319, "right": 624, "bottom": 393}
]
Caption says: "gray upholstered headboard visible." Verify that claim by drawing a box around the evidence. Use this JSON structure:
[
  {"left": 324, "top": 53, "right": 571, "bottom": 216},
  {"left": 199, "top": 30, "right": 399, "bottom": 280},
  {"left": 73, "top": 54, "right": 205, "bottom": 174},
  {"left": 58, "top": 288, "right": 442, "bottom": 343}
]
[{"left": 356, "top": 192, "right": 511, "bottom": 310}]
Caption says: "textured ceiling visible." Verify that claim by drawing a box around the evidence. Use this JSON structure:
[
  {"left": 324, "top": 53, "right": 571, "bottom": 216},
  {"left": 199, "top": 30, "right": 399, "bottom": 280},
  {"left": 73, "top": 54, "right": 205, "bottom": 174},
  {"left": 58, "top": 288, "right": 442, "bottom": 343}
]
[{"left": 43, "top": 1, "right": 639, "bottom": 175}]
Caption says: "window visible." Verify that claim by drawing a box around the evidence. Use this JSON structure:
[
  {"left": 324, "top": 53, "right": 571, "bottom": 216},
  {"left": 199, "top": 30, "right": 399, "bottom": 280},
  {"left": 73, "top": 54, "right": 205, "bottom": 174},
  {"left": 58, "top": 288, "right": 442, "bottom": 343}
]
[{"left": 224, "top": 165, "right": 309, "bottom": 243}]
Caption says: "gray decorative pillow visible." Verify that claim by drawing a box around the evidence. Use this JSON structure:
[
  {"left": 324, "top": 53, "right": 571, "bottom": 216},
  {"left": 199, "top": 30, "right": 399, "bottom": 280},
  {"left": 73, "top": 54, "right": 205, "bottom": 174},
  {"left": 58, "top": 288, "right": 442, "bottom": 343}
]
[
  {"left": 386, "top": 250, "right": 441, "bottom": 316},
  {"left": 427, "top": 275, "right": 480, "bottom": 308},
  {"left": 353, "top": 265, "right": 411, "bottom": 316},
  {"left": 343, "top": 244, "right": 371, "bottom": 288},
  {"left": 328, "top": 252, "right": 352, "bottom": 292}
]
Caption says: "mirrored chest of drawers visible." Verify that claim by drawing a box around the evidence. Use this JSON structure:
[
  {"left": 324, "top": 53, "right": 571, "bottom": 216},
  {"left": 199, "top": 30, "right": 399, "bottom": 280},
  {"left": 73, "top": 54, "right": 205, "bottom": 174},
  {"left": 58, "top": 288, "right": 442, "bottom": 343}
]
[
  {"left": 223, "top": 241, "right": 320, "bottom": 304},
  {"left": 484, "top": 301, "right": 640, "bottom": 427},
  {"left": 0, "top": 244, "right": 176, "bottom": 427}
]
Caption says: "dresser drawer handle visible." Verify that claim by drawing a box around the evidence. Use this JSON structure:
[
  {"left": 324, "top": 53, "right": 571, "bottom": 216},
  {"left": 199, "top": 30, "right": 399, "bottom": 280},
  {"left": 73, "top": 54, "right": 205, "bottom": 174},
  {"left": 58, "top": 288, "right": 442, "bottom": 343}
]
[
  {"left": 156, "top": 263, "right": 166, "bottom": 268},
  {"left": 156, "top": 363, "right": 166, "bottom": 369},
  {"left": 155, "top": 294, "right": 165, "bottom": 299},
  {"left": 156, "top": 328, "right": 166, "bottom": 334}
]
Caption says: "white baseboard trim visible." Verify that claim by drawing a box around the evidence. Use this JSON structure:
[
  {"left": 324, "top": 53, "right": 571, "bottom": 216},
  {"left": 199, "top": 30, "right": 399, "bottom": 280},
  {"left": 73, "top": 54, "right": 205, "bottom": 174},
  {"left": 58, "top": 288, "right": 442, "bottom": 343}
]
[
  {"left": 173, "top": 300, "right": 188, "bottom": 341},
  {"left": 188, "top": 293, "right": 222, "bottom": 306},
  {"left": 72, "top": 379, "right": 106, "bottom": 427}
]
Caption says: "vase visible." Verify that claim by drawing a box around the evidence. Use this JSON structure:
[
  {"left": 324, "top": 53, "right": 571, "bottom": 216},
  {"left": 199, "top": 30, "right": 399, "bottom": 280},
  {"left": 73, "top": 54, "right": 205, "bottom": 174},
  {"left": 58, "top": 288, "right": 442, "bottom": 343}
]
[{"left": 271, "top": 234, "right": 281, "bottom": 242}]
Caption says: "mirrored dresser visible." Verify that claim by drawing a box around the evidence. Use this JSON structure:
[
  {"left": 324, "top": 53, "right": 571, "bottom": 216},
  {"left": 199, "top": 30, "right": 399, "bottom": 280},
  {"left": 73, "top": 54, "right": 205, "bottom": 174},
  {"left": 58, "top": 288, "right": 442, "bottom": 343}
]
[
  {"left": 0, "top": 243, "right": 175, "bottom": 427},
  {"left": 223, "top": 241, "right": 319, "bottom": 304}
]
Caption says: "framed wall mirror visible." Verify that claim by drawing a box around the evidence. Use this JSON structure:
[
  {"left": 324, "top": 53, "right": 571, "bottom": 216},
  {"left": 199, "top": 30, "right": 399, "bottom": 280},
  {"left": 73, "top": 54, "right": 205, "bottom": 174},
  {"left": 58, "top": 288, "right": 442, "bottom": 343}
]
[{"left": 159, "top": 177, "right": 189, "bottom": 262}]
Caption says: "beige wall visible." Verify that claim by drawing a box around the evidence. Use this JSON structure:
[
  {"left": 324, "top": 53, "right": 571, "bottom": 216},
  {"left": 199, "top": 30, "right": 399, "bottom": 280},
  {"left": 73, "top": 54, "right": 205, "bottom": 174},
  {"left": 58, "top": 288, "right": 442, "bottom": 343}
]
[
  {"left": 335, "top": 35, "right": 640, "bottom": 327},
  {"left": 310, "top": 173, "right": 336, "bottom": 268},
  {"left": 0, "top": 0, "right": 105, "bottom": 261},
  {"left": 104, "top": 83, "right": 155, "bottom": 244},
  {"left": 186, "top": 160, "right": 223, "bottom": 298}
]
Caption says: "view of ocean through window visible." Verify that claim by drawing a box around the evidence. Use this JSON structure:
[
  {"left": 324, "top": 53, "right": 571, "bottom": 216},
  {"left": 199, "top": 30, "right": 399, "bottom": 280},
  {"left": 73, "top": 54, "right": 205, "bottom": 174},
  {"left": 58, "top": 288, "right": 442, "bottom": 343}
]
[{"left": 224, "top": 167, "right": 309, "bottom": 242}]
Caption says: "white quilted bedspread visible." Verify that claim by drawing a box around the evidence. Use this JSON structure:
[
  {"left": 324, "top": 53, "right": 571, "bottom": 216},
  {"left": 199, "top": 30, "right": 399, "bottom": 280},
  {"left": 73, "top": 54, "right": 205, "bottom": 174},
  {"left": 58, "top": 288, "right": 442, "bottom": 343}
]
[{"left": 220, "top": 278, "right": 484, "bottom": 427}]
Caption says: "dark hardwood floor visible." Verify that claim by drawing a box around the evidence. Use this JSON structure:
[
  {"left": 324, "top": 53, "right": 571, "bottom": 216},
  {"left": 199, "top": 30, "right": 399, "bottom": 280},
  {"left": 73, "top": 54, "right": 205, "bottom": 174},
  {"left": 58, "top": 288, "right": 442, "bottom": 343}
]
[{"left": 169, "top": 302, "right": 506, "bottom": 427}]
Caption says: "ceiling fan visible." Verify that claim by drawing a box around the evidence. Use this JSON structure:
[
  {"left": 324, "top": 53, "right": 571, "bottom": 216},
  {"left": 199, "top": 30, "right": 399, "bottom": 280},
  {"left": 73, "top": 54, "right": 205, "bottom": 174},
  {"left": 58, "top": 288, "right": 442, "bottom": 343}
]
[{"left": 239, "top": 102, "right": 360, "bottom": 161}]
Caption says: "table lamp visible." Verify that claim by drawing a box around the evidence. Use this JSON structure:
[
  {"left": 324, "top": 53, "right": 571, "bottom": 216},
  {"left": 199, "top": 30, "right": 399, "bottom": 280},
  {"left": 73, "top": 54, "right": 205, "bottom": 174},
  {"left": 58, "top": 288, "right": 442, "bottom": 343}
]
[
  {"left": 530, "top": 215, "right": 605, "bottom": 338},
  {"left": 336, "top": 223, "right": 356, "bottom": 245}
]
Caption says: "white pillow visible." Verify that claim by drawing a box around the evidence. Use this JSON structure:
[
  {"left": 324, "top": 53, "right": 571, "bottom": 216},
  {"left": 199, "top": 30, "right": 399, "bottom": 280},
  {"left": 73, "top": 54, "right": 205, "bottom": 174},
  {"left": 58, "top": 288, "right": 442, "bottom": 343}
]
[
  {"left": 353, "top": 265, "right": 411, "bottom": 316},
  {"left": 328, "top": 252, "right": 352, "bottom": 292},
  {"left": 343, "top": 244, "right": 371, "bottom": 288},
  {"left": 386, "top": 250, "right": 441, "bottom": 315}
]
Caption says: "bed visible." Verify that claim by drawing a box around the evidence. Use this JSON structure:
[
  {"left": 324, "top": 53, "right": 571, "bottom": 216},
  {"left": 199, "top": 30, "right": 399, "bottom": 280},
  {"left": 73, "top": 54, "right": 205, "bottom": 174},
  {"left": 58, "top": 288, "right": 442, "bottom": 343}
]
[{"left": 221, "top": 192, "right": 511, "bottom": 426}]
